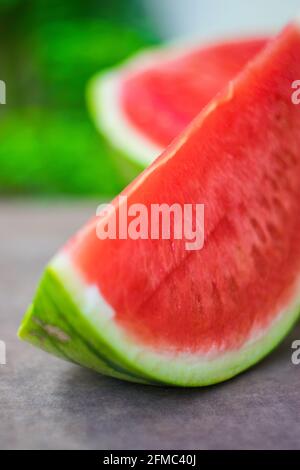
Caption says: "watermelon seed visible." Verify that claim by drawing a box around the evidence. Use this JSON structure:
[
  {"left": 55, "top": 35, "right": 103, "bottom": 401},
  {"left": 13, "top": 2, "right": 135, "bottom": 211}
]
[
  {"left": 259, "top": 194, "right": 271, "bottom": 210},
  {"left": 211, "top": 282, "right": 223, "bottom": 313},
  {"left": 271, "top": 196, "right": 287, "bottom": 216},
  {"left": 285, "top": 151, "right": 298, "bottom": 166},
  {"left": 251, "top": 244, "right": 266, "bottom": 275},
  {"left": 227, "top": 275, "right": 239, "bottom": 298},
  {"left": 196, "top": 294, "right": 203, "bottom": 314},
  {"left": 266, "top": 221, "right": 281, "bottom": 239},
  {"left": 276, "top": 154, "right": 290, "bottom": 171},
  {"left": 249, "top": 217, "right": 267, "bottom": 243},
  {"left": 273, "top": 167, "right": 291, "bottom": 193},
  {"left": 265, "top": 174, "right": 280, "bottom": 192}
]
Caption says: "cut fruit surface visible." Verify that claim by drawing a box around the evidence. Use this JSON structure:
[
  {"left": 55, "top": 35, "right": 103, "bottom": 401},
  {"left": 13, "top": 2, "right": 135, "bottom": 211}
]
[
  {"left": 89, "top": 36, "right": 268, "bottom": 168},
  {"left": 19, "top": 23, "right": 300, "bottom": 386}
]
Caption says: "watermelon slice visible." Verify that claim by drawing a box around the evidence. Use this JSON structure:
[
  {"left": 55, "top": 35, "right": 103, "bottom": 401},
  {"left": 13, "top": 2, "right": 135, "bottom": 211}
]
[
  {"left": 19, "top": 22, "right": 300, "bottom": 386},
  {"left": 88, "top": 36, "right": 268, "bottom": 179}
]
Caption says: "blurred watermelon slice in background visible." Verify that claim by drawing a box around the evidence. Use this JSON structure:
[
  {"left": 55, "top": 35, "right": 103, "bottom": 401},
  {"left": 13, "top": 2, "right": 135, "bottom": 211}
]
[{"left": 88, "top": 36, "right": 268, "bottom": 182}]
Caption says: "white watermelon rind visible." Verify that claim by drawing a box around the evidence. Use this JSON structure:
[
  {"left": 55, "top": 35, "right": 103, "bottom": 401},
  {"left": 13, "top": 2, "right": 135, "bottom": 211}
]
[
  {"left": 18, "top": 253, "right": 300, "bottom": 387},
  {"left": 86, "top": 49, "right": 164, "bottom": 170}
]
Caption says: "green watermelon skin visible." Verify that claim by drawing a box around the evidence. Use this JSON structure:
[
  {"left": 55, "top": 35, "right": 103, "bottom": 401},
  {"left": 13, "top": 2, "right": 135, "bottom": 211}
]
[
  {"left": 19, "top": 23, "right": 300, "bottom": 386},
  {"left": 20, "top": 269, "right": 159, "bottom": 385},
  {"left": 19, "top": 265, "right": 300, "bottom": 386}
]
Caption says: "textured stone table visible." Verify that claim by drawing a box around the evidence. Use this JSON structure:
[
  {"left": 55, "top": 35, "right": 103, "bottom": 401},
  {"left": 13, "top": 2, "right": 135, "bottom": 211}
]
[{"left": 1, "top": 200, "right": 300, "bottom": 450}]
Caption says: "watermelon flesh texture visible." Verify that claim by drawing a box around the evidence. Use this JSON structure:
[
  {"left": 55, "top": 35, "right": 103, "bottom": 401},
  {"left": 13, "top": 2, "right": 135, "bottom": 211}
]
[
  {"left": 90, "top": 37, "right": 269, "bottom": 174},
  {"left": 19, "top": 23, "right": 300, "bottom": 386}
]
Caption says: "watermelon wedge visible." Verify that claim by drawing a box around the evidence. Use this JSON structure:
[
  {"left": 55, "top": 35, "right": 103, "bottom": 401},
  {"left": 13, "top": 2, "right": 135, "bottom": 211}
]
[
  {"left": 88, "top": 36, "right": 268, "bottom": 179},
  {"left": 19, "top": 22, "right": 300, "bottom": 386}
]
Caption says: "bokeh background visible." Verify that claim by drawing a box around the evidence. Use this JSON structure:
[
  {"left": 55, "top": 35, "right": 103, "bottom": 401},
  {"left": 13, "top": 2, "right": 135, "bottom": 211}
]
[
  {"left": 0, "top": 0, "right": 300, "bottom": 197},
  {"left": 2, "top": 0, "right": 300, "bottom": 451}
]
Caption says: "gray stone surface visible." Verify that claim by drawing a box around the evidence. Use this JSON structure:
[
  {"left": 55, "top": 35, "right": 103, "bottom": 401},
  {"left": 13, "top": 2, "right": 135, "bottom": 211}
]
[{"left": 0, "top": 200, "right": 300, "bottom": 450}]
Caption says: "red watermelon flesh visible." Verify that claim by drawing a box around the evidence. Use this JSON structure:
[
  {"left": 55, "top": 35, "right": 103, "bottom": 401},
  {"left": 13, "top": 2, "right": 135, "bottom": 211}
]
[
  {"left": 19, "top": 22, "right": 300, "bottom": 386},
  {"left": 70, "top": 23, "right": 300, "bottom": 351},
  {"left": 120, "top": 37, "right": 268, "bottom": 148}
]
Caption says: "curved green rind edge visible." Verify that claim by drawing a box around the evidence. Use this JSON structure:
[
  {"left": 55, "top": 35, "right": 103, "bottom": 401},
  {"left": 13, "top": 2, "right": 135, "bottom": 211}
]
[
  {"left": 18, "top": 263, "right": 300, "bottom": 387},
  {"left": 18, "top": 268, "right": 159, "bottom": 385}
]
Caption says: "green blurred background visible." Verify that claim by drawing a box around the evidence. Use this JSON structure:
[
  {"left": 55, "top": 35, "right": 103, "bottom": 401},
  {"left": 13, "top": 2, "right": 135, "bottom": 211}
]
[
  {"left": 0, "top": 0, "right": 158, "bottom": 197},
  {"left": 1, "top": 0, "right": 298, "bottom": 198}
]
